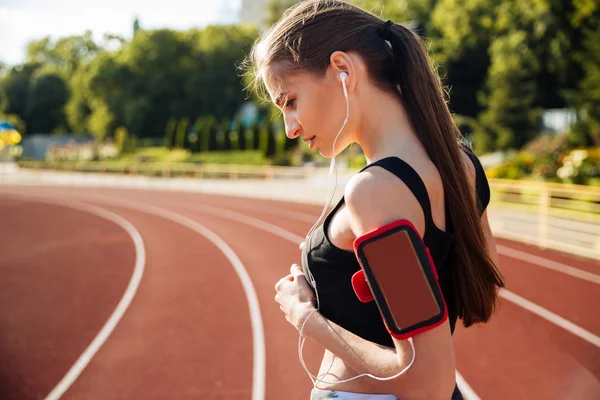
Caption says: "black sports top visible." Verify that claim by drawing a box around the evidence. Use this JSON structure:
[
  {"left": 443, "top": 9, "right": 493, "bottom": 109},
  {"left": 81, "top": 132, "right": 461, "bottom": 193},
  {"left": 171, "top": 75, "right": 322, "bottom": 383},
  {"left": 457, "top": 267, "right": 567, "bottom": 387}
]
[{"left": 301, "top": 148, "right": 490, "bottom": 348}]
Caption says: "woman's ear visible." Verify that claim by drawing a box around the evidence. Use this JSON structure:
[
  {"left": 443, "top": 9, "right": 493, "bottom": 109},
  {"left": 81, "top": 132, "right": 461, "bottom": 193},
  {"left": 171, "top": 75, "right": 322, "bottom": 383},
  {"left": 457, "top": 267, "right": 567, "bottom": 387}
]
[{"left": 329, "top": 51, "right": 356, "bottom": 94}]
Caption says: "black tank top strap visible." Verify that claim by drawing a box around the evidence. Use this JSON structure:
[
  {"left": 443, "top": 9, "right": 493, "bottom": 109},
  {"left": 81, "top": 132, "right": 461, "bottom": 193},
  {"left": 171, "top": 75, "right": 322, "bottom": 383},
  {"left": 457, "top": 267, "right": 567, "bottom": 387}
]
[{"left": 359, "top": 156, "right": 433, "bottom": 226}]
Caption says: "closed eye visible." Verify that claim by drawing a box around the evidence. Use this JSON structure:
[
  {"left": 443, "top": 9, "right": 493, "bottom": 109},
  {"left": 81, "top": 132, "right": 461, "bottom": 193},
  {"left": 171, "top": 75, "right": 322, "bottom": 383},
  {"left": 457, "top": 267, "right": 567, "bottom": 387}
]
[{"left": 285, "top": 99, "right": 296, "bottom": 109}]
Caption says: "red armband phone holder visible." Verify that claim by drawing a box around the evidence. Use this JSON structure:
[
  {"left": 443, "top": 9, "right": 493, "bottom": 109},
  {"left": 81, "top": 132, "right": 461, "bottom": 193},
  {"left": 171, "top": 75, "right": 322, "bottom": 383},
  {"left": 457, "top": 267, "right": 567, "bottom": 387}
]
[{"left": 352, "top": 219, "right": 447, "bottom": 340}]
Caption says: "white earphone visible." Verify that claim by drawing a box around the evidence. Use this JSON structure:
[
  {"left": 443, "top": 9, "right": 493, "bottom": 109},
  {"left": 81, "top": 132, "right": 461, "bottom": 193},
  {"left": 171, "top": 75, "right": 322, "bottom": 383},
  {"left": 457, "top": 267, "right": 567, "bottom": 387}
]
[{"left": 340, "top": 72, "right": 349, "bottom": 98}]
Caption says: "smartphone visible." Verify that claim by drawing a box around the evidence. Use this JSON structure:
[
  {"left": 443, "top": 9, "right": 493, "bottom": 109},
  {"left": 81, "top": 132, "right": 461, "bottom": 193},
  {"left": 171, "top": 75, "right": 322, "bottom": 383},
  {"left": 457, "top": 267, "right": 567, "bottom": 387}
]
[{"left": 353, "top": 219, "right": 447, "bottom": 340}]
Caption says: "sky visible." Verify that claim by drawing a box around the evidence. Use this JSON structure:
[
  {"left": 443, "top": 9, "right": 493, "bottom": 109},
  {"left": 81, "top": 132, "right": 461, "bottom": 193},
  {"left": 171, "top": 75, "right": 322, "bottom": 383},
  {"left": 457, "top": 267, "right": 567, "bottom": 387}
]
[{"left": 0, "top": 0, "right": 243, "bottom": 65}]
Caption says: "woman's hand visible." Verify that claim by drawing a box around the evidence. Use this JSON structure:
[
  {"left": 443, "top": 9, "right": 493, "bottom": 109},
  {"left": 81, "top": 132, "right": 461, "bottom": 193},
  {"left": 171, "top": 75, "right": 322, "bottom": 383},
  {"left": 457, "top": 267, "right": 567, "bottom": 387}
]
[{"left": 274, "top": 264, "right": 317, "bottom": 333}]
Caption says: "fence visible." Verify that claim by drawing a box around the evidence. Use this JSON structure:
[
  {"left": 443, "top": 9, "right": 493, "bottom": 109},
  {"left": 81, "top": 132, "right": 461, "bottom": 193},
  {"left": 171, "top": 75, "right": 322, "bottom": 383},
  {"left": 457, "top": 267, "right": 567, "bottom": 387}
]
[{"left": 486, "top": 179, "right": 600, "bottom": 259}]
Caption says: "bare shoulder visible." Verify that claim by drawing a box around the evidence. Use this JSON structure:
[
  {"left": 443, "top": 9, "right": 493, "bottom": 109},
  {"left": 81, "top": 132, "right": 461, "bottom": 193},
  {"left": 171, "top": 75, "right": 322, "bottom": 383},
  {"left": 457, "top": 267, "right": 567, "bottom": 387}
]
[{"left": 343, "top": 166, "right": 426, "bottom": 238}]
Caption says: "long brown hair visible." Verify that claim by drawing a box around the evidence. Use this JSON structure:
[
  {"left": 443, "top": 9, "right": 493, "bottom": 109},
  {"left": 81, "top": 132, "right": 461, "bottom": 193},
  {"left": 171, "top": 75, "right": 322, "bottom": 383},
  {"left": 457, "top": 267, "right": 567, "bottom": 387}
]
[{"left": 245, "top": 0, "right": 505, "bottom": 327}]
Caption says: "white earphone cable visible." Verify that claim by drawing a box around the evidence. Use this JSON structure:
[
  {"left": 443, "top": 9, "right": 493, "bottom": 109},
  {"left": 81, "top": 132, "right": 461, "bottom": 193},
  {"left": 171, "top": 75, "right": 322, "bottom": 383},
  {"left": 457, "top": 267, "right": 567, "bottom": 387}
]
[{"left": 297, "top": 71, "right": 415, "bottom": 387}]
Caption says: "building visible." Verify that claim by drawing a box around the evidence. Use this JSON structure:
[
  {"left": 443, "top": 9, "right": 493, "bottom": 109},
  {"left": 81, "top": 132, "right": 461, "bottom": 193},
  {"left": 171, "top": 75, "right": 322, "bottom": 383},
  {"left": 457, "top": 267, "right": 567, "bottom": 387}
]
[
  {"left": 20, "top": 134, "right": 95, "bottom": 160},
  {"left": 540, "top": 109, "right": 577, "bottom": 135},
  {"left": 240, "top": 0, "right": 269, "bottom": 26}
]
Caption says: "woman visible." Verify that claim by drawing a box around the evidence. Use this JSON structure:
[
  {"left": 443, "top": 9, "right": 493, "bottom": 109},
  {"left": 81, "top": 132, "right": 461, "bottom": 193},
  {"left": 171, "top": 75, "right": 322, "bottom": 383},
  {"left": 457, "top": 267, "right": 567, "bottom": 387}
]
[{"left": 246, "top": 1, "right": 505, "bottom": 399}]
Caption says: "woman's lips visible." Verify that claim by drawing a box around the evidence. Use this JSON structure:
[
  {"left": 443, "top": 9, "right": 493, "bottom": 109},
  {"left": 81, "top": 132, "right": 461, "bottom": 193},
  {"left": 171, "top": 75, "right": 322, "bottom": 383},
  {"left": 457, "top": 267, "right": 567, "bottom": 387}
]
[{"left": 303, "top": 135, "right": 316, "bottom": 149}]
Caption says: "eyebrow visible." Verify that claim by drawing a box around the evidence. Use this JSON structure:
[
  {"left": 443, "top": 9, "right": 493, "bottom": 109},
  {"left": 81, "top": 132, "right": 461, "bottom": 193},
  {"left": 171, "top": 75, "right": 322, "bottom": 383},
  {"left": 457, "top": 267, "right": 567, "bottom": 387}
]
[{"left": 275, "top": 92, "right": 287, "bottom": 108}]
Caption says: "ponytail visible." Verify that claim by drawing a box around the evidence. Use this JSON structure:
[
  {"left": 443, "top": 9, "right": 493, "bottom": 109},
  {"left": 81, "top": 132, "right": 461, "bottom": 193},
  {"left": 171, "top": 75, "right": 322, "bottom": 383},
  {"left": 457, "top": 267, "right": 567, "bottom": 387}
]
[{"left": 385, "top": 24, "right": 505, "bottom": 327}]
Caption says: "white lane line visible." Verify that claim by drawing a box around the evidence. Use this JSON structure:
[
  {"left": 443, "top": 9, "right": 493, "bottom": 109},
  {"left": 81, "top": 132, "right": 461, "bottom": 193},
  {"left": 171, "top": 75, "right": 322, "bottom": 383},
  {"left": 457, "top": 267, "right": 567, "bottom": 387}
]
[
  {"left": 456, "top": 371, "right": 480, "bottom": 400},
  {"left": 170, "top": 200, "right": 482, "bottom": 399},
  {"left": 180, "top": 202, "right": 305, "bottom": 244},
  {"left": 496, "top": 245, "right": 600, "bottom": 284},
  {"left": 499, "top": 290, "right": 600, "bottom": 348},
  {"left": 173, "top": 197, "right": 317, "bottom": 224},
  {"left": 4, "top": 193, "right": 147, "bottom": 400},
  {"left": 215, "top": 202, "right": 321, "bottom": 224},
  {"left": 18, "top": 190, "right": 266, "bottom": 400},
  {"left": 220, "top": 202, "right": 317, "bottom": 224}
]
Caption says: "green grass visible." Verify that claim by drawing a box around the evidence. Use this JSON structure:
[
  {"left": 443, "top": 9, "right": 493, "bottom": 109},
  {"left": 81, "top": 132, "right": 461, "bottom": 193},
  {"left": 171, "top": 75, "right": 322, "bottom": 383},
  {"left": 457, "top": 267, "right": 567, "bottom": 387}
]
[
  {"left": 116, "top": 147, "right": 191, "bottom": 163},
  {"left": 186, "top": 150, "right": 268, "bottom": 165},
  {"left": 115, "top": 147, "right": 269, "bottom": 165}
]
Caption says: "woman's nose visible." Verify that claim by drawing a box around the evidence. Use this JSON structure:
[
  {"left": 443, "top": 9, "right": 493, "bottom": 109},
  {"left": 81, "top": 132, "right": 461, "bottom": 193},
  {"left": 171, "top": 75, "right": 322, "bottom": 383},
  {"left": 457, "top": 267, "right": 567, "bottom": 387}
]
[{"left": 285, "top": 120, "right": 301, "bottom": 140}]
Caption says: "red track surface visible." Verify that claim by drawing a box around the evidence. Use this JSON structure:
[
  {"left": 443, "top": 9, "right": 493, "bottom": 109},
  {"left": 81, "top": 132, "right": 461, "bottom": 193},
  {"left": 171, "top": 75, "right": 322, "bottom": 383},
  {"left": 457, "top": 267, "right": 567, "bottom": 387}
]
[{"left": 1, "top": 185, "right": 598, "bottom": 400}]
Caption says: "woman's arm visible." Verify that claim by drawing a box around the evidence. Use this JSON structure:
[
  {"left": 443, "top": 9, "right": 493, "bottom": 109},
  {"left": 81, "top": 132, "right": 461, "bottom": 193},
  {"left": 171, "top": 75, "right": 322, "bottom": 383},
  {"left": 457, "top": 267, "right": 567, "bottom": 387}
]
[{"left": 302, "top": 308, "right": 413, "bottom": 381}]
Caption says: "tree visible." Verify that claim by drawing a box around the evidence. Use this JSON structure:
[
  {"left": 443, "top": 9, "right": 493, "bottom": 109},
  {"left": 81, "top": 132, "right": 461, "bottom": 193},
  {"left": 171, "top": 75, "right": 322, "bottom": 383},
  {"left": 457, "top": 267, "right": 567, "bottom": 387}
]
[
  {"left": 265, "top": 0, "right": 438, "bottom": 29},
  {"left": 192, "top": 25, "right": 259, "bottom": 120},
  {"left": 25, "top": 72, "right": 70, "bottom": 134},
  {"left": 221, "top": 118, "right": 231, "bottom": 151},
  {"left": 259, "top": 118, "right": 270, "bottom": 155},
  {"left": 193, "top": 117, "right": 204, "bottom": 152},
  {"left": 431, "top": 0, "right": 599, "bottom": 152},
  {"left": 164, "top": 118, "right": 177, "bottom": 148},
  {"left": 205, "top": 116, "right": 218, "bottom": 151},
  {"left": 567, "top": 26, "right": 600, "bottom": 147},
  {"left": 266, "top": 120, "right": 277, "bottom": 157},
  {"left": 251, "top": 120, "right": 260, "bottom": 150},
  {"left": 476, "top": 30, "right": 541, "bottom": 151},
  {"left": 176, "top": 117, "right": 190, "bottom": 149},
  {"left": 87, "top": 101, "right": 114, "bottom": 141},
  {"left": 265, "top": 0, "right": 301, "bottom": 25},
  {"left": 564, "top": 4, "right": 600, "bottom": 147},
  {"left": 80, "top": 25, "right": 258, "bottom": 140},
  {"left": 65, "top": 65, "right": 93, "bottom": 134},
  {"left": 0, "top": 63, "right": 40, "bottom": 127},
  {"left": 2, "top": 23, "right": 259, "bottom": 140},
  {"left": 275, "top": 128, "right": 286, "bottom": 158},
  {"left": 357, "top": 0, "right": 437, "bottom": 28},
  {"left": 26, "top": 32, "right": 99, "bottom": 76},
  {"left": 430, "top": 0, "right": 498, "bottom": 119},
  {"left": 80, "top": 53, "right": 130, "bottom": 139},
  {"left": 114, "top": 126, "right": 129, "bottom": 153},
  {"left": 235, "top": 116, "right": 246, "bottom": 150}
]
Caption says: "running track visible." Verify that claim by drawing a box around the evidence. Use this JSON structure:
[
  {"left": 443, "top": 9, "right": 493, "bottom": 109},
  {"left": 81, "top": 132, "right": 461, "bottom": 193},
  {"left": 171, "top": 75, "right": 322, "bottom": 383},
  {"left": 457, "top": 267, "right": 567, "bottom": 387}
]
[{"left": 1, "top": 185, "right": 598, "bottom": 400}]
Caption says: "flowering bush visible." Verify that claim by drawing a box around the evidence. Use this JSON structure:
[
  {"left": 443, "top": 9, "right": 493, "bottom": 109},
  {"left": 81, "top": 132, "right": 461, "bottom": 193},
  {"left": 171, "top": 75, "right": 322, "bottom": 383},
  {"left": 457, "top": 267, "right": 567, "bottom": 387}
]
[
  {"left": 486, "top": 147, "right": 600, "bottom": 185},
  {"left": 486, "top": 152, "right": 535, "bottom": 180},
  {"left": 522, "top": 133, "right": 570, "bottom": 155},
  {"left": 556, "top": 149, "right": 600, "bottom": 185}
]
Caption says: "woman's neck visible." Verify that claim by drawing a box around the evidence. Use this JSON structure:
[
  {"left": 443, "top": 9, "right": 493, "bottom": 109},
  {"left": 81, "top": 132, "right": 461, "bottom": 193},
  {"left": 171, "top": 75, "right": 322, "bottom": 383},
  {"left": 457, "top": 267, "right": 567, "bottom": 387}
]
[{"left": 355, "top": 89, "right": 422, "bottom": 163}]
